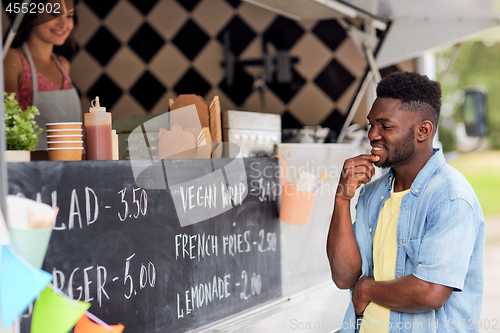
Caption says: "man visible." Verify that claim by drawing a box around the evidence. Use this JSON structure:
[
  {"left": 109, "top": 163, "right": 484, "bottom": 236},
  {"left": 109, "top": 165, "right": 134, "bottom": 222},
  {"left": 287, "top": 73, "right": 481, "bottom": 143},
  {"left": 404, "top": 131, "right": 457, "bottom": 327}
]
[{"left": 327, "top": 72, "right": 484, "bottom": 333}]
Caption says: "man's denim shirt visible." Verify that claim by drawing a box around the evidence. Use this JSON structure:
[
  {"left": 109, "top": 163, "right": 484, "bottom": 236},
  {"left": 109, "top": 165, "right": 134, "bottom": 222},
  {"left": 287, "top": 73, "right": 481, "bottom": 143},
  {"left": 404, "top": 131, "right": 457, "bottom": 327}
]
[{"left": 340, "top": 149, "right": 485, "bottom": 333}]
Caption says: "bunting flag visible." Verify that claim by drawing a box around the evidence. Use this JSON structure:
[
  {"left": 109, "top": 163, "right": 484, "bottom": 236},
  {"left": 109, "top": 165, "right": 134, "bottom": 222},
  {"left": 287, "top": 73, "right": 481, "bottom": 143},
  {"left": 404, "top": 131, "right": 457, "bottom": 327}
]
[
  {"left": 75, "top": 314, "right": 124, "bottom": 333},
  {"left": 0, "top": 245, "right": 52, "bottom": 329},
  {"left": 31, "top": 287, "right": 90, "bottom": 333},
  {"left": 9, "top": 227, "right": 53, "bottom": 269}
]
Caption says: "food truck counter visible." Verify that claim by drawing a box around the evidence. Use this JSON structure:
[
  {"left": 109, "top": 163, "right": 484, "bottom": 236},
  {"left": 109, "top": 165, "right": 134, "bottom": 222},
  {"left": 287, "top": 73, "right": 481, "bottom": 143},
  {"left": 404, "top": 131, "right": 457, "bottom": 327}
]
[{"left": 6, "top": 143, "right": 361, "bottom": 332}]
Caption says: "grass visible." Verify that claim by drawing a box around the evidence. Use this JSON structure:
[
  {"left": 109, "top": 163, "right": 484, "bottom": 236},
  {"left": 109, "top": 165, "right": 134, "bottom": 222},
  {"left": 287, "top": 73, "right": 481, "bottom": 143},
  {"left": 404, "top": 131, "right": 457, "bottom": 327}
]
[{"left": 447, "top": 150, "right": 500, "bottom": 217}]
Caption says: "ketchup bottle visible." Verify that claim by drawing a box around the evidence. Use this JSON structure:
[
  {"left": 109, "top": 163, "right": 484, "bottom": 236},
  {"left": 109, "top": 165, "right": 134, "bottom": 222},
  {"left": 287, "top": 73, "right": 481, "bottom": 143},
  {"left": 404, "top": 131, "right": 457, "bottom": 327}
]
[{"left": 84, "top": 97, "right": 113, "bottom": 160}]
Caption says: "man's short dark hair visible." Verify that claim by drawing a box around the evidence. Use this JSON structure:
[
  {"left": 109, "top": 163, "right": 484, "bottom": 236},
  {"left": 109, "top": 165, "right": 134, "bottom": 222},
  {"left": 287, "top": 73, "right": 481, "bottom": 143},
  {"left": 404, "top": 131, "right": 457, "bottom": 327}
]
[{"left": 376, "top": 72, "right": 441, "bottom": 128}]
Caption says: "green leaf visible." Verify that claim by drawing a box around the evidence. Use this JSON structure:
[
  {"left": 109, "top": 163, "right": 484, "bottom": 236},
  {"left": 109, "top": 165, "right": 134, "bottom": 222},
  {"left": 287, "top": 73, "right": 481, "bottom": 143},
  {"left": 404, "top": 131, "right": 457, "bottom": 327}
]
[{"left": 3, "top": 92, "right": 43, "bottom": 151}]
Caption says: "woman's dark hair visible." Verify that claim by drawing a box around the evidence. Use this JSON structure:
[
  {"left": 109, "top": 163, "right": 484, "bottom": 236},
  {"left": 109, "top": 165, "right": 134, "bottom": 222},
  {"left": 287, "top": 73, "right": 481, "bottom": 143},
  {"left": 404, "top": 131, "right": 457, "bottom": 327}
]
[
  {"left": 376, "top": 71, "right": 442, "bottom": 128},
  {"left": 3, "top": 0, "right": 79, "bottom": 59}
]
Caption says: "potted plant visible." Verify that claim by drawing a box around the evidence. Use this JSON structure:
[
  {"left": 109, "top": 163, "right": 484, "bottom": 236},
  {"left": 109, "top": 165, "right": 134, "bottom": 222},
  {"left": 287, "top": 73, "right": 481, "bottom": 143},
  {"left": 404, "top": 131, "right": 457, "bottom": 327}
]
[{"left": 4, "top": 92, "right": 42, "bottom": 162}]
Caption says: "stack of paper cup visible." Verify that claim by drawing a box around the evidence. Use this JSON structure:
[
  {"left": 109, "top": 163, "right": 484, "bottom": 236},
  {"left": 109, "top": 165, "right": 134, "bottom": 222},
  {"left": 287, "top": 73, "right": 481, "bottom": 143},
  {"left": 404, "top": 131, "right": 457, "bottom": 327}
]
[{"left": 46, "top": 122, "right": 83, "bottom": 161}]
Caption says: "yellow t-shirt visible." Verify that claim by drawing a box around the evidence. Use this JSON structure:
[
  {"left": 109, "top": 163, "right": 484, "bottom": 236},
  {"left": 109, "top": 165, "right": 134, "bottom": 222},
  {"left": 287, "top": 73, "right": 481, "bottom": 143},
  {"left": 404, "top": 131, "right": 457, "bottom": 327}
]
[{"left": 359, "top": 185, "right": 410, "bottom": 333}]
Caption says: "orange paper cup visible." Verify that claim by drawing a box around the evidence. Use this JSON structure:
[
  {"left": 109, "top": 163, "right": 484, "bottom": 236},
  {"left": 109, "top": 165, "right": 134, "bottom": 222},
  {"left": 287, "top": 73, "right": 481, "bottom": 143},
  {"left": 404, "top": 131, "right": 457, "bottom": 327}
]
[
  {"left": 279, "top": 183, "right": 317, "bottom": 225},
  {"left": 48, "top": 147, "right": 83, "bottom": 161},
  {"left": 46, "top": 122, "right": 82, "bottom": 130},
  {"left": 46, "top": 135, "right": 83, "bottom": 142},
  {"left": 46, "top": 128, "right": 83, "bottom": 136},
  {"left": 47, "top": 141, "right": 83, "bottom": 148}
]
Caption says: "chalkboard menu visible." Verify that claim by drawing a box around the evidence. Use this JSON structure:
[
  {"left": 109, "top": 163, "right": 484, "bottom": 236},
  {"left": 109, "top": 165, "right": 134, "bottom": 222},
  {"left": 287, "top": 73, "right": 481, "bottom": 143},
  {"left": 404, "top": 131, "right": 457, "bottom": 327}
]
[{"left": 7, "top": 158, "right": 281, "bottom": 333}]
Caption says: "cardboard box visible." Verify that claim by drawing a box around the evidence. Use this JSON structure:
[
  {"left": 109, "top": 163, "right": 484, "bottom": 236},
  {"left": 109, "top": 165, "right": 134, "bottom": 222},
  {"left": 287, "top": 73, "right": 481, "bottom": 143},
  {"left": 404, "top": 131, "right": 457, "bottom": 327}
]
[
  {"left": 158, "top": 104, "right": 211, "bottom": 159},
  {"left": 169, "top": 94, "right": 222, "bottom": 146},
  {"left": 170, "top": 95, "right": 209, "bottom": 129}
]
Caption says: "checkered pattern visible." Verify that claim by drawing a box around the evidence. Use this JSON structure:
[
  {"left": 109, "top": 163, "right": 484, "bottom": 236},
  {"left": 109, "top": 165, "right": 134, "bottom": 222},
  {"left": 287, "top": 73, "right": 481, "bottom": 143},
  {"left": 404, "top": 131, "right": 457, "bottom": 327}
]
[{"left": 71, "top": 0, "right": 412, "bottom": 134}]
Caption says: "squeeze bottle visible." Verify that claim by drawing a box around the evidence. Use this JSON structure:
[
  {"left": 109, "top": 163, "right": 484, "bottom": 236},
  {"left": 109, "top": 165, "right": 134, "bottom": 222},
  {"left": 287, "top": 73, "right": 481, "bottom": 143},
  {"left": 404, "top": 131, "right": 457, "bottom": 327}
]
[{"left": 84, "top": 97, "right": 113, "bottom": 160}]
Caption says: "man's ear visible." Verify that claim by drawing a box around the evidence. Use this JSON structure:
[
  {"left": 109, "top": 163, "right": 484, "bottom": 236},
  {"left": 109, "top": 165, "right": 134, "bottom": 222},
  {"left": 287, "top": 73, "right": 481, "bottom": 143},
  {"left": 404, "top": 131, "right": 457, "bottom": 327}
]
[{"left": 417, "top": 120, "right": 434, "bottom": 142}]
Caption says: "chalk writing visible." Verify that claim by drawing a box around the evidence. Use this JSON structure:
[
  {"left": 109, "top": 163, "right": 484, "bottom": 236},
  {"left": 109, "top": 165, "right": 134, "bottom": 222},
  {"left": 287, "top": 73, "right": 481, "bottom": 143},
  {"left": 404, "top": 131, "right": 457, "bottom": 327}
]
[
  {"left": 52, "top": 253, "right": 156, "bottom": 307},
  {"left": 175, "top": 233, "right": 219, "bottom": 260},
  {"left": 8, "top": 159, "right": 281, "bottom": 333},
  {"left": 177, "top": 273, "right": 232, "bottom": 319},
  {"left": 14, "top": 186, "right": 149, "bottom": 228},
  {"left": 117, "top": 187, "right": 148, "bottom": 221},
  {"left": 222, "top": 231, "right": 251, "bottom": 256}
]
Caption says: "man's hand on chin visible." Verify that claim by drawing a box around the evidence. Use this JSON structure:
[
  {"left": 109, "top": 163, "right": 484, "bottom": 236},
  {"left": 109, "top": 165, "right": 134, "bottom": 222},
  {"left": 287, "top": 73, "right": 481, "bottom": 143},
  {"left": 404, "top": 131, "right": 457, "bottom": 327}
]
[{"left": 352, "top": 276, "right": 374, "bottom": 315}]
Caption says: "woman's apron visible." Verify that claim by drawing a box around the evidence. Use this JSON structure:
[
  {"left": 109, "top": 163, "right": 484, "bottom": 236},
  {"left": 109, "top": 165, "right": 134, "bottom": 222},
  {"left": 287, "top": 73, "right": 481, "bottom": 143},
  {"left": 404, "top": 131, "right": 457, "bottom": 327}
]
[{"left": 22, "top": 43, "right": 82, "bottom": 150}]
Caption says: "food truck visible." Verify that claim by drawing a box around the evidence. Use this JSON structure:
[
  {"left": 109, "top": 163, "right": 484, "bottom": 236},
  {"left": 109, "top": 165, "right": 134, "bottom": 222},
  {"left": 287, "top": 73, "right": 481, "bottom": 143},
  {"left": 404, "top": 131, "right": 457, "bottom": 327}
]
[{"left": 0, "top": 0, "right": 497, "bottom": 332}]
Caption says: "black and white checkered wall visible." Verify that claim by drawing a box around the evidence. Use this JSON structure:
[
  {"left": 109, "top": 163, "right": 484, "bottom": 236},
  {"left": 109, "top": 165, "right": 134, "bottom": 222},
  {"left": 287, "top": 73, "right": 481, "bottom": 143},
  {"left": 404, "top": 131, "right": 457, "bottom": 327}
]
[{"left": 71, "top": 0, "right": 414, "bottom": 133}]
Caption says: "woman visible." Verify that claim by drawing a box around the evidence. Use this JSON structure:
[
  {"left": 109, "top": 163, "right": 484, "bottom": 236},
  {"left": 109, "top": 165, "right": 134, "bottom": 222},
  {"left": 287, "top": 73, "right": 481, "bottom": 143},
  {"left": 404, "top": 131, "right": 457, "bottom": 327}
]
[{"left": 3, "top": 0, "right": 81, "bottom": 150}]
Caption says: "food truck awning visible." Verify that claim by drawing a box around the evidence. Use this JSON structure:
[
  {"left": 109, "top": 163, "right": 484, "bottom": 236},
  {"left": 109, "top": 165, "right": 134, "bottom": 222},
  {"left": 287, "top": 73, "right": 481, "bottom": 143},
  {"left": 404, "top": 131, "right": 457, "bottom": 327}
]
[
  {"left": 243, "top": 0, "right": 500, "bottom": 67},
  {"left": 371, "top": 0, "right": 500, "bottom": 67}
]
